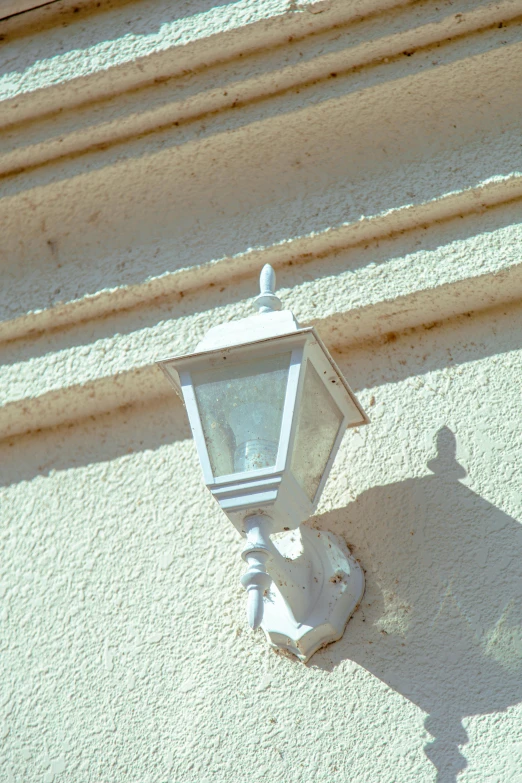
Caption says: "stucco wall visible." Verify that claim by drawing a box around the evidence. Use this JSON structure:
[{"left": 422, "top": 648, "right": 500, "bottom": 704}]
[
  {"left": 1, "top": 1, "right": 522, "bottom": 781},
  {"left": 2, "top": 304, "right": 522, "bottom": 782}
]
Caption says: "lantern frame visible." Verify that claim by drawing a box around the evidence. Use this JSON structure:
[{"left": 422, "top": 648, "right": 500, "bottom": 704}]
[{"left": 158, "top": 326, "right": 368, "bottom": 535}]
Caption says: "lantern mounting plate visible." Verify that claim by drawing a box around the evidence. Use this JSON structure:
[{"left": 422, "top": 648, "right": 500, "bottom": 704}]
[{"left": 263, "top": 527, "right": 364, "bottom": 662}]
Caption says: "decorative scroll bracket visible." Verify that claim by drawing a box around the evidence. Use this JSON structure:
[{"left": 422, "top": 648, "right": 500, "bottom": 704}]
[{"left": 241, "top": 515, "right": 365, "bottom": 662}]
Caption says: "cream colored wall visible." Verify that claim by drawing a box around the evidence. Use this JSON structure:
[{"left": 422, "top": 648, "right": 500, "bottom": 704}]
[
  {"left": 1, "top": 1, "right": 522, "bottom": 781},
  {"left": 2, "top": 304, "right": 522, "bottom": 782}
]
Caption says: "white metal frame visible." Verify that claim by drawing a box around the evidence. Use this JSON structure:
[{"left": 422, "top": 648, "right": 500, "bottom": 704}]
[{"left": 158, "top": 327, "right": 368, "bottom": 534}]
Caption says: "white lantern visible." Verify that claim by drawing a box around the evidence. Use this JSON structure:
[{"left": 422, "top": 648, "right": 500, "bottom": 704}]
[{"left": 157, "top": 266, "right": 369, "bottom": 661}]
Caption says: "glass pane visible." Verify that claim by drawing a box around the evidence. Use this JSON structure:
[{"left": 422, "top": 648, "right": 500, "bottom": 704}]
[
  {"left": 192, "top": 353, "right": 291, "bottom": 477},
  {"left": 291, "top": 360, "right": 344, "bottom": 501}
]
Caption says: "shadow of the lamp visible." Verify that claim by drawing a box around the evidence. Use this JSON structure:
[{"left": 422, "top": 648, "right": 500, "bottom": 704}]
[{"left": 311, "top": 427, "right": 522, "bottom": 782}]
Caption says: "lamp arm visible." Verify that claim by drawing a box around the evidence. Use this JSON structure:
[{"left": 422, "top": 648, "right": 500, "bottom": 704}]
[{"left": 240, "top": 515, "right": 314, "bottom": 629}]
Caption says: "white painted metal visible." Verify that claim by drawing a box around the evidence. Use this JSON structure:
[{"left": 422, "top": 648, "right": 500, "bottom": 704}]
[
  {"left": 241, "top": 515, "right": 365, "bottom": 662},
  {"left": 156, "top": 265, "right": 368, "bottom": 659},
  {"left": 255, "top": 263, "right": 283, "bottom": 313},
  {"left": 240, "top": 519, "right": 272, "bottom": 630},
  {"left": 158, "top": 327, "right": 368, "bottom": 532},
  {"left": 274, "top": 348, "right": 303, "bottom": 474},
  {"left": 178, "top": 370, "right": 215, "bottom": 486}
]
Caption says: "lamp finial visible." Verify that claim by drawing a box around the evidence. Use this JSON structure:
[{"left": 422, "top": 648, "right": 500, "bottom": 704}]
[{"left": 255, "top": 264, "right": 282, "bottom": 313}]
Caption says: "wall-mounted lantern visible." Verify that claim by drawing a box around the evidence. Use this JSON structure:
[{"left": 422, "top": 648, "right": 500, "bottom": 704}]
[{"left": 157, "top": 265, "right": 369, "bottom": 661}]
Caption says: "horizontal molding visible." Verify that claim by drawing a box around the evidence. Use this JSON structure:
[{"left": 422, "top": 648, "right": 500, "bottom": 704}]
[
  {"left": 0, "top": 0, "right": 410, "bottom": 127},
  {"left": 2, "top": 172, "right": 522, "bottom": 345},
  {"left": 1, "top": 197, "right": 522, "bottom": 440},
  {"left": 0, "top": 0, "right": 520, "bottom": 179},
  {"left": 0, "top": 0, "right": 56, "bottom": 20},
  {"left": 1, "top": 15, "right": 521, "bottom": 342},
  {"left": 2, "top": 268, "right": 522, "bottom": 443},
  {"left": 2, "top": 0, "right": 522, "bottom": 442}
]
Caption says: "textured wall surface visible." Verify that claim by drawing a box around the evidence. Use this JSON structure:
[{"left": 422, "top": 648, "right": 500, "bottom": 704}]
[
  {"left": 2, "top": 305, "right": 522, "bottom": 782},
  {"left": 1, "top": 0, "right": 522, "bottom": 781}
]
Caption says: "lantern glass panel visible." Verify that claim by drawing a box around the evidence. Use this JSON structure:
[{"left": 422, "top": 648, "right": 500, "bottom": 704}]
[
  {"left": 291, "top": 360, "right": 344, "bottom": 501},
  {"left": 192, "top": 352, "right": 292, "bottom": 477}
]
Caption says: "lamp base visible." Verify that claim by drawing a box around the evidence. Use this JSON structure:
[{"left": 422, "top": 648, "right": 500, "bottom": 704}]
[{"left": 260, "top": 526, "right": 365, "bottom": 663}]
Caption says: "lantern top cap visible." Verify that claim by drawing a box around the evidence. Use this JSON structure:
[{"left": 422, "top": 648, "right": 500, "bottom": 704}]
[
  {"left": 192, "top": 264, "right": 298, "bottom": 352},
  {"left": 255, "top": 264, "right": 282, "bottom": 313}
]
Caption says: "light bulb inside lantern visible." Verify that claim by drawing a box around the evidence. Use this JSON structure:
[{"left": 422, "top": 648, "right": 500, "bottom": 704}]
[
  {"left": 229, "top": 401, "right": 281, "bottom": 471},
  {"left": 192, "top": 353, "right": 291, "bottom": 477}
]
